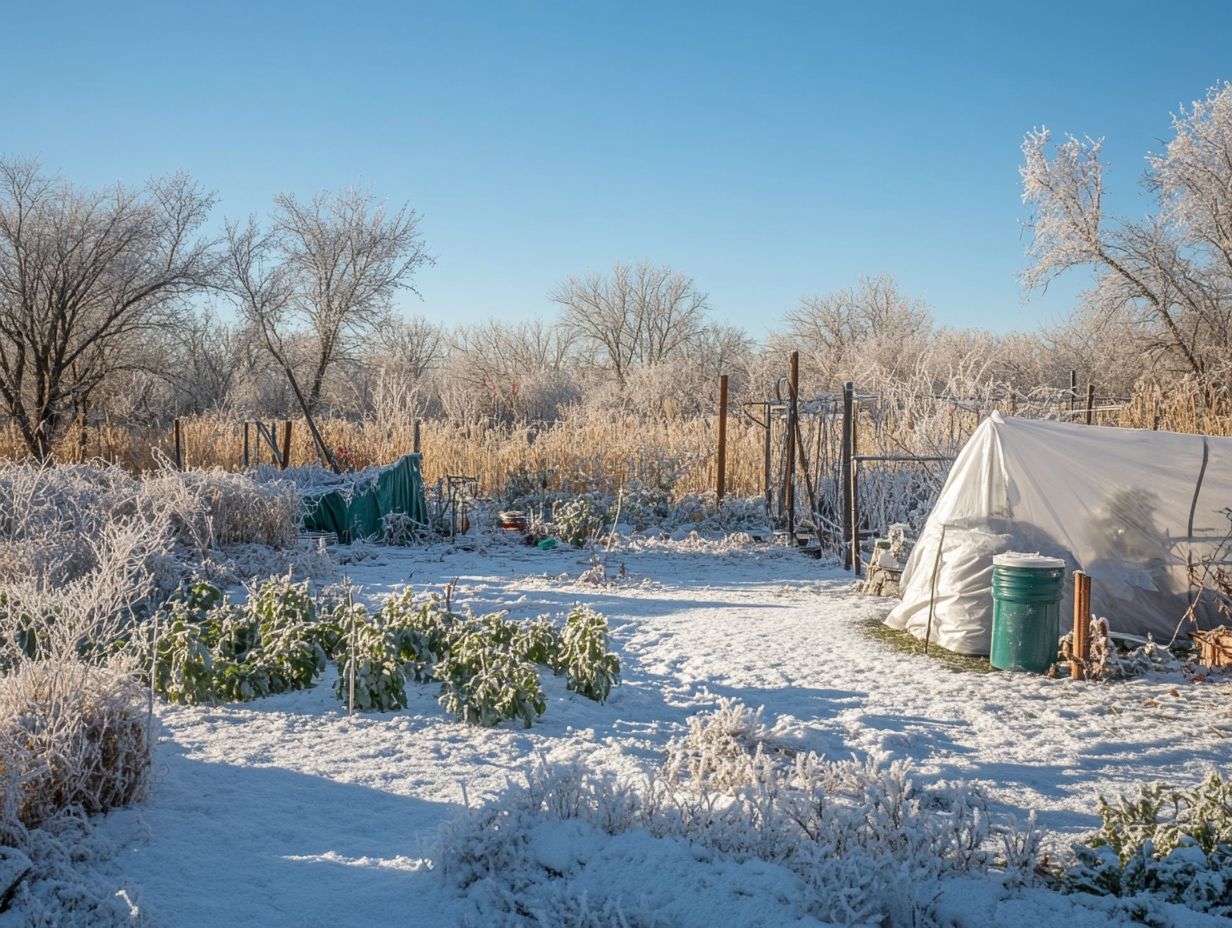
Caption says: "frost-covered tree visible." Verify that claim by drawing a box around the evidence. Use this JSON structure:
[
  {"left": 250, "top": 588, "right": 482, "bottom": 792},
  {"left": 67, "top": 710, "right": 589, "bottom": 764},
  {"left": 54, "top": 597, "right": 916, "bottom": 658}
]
[
  {"left": 551, "top": 261, "right": 709, "bottom": 383},
  {"left": 450, "top": 318, "right": 578, "bottom": 421},
  {"left": 0, "top": 160, "right": 215, "bottom": 458},
  {"left": 375, "top": 314, "right": 447, "bottom": 383},
  {"left": 1021, "top": 80, "right": 1232, "bottom": 381},
  {"left": 226, "top": 188, "right": 432, "bottom": 415},
  {"left": 780, "top": 273, "right": 933, "bottom": 390}
]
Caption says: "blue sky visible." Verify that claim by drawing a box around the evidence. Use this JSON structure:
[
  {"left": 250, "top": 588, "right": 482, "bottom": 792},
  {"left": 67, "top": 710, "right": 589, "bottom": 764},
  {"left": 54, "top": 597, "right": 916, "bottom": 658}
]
[{"left": 6, "top": 0, "right": 1231, "bottom": 336}]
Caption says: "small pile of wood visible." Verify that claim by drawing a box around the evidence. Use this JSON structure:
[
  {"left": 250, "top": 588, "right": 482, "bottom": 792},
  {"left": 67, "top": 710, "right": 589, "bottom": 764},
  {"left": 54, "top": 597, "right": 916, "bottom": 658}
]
[{"left": 1191, "top": 626, "right": 1232, "bottom": 668}]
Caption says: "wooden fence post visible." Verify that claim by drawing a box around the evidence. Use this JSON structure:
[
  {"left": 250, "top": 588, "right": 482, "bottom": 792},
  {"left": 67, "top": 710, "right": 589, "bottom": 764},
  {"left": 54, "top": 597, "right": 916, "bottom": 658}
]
[
  {"left": 1084, "top": 384, "right": 1096, "bottom": 425},
  {"left": 1073, "top": 571, "right": 1092, "bottom": 679},
  {"left": 173, "top": 418, "right": 183, "bottom": 471},
  {"left": 717, "top": 374, "right": 728, "bottom": 504},
  {"left": 280, "top": 420, "right": 292, "bottom": 470},
  {"left": 413, "top": 418, "right": 421, "bottom": 455},
  {"left": 242, "top": 421, "right": 250, "bottom": 468}
]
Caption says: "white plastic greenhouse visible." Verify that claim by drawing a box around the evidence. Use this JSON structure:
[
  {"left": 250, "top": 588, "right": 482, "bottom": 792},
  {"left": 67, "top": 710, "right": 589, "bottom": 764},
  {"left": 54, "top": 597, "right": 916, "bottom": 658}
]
[{"left": 886, "top": 413, "right": 1232, "bottom": 655}]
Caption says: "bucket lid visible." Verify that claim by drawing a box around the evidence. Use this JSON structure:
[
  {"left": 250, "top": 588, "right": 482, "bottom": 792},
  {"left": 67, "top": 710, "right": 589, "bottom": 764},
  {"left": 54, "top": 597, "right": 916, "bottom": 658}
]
[{"left": 993, "top": 551, "right": 1066, "bottom": 569}]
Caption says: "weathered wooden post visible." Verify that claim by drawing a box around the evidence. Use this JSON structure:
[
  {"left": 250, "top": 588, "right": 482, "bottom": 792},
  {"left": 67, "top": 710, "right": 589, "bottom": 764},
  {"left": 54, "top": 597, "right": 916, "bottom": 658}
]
[
  {"left": 1069, "top": 370, "right": 1078, "bottom": 412},
  {"left": 280, "top": 420, "right": 292, "bottom": 470},
  {"left": 1072, "top": 571, "right": 1092, "bottom": 679},
  {"left": 173, "top": 418, "right": 183, "bottom": 470},
  {"left": 413, "top": 418, "right": 421, "bottom": 455},
  {"left": 242, "top": 421, "right": 250, "bottom": 468},
  {"left": 716, "top": 374, "right": 728, "bottom": 504},
  {"left": 1084, "top": 383, "right": 1096, "bottom": 425},
  {"left": 78, "top": 406, "right": 88, "bottom": 462}
]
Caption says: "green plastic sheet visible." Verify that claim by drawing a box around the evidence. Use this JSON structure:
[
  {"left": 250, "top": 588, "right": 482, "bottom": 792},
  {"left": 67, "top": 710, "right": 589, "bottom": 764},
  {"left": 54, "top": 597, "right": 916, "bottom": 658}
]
[{"left": 301, "top": 454, "right": 428, "bottom": 543}]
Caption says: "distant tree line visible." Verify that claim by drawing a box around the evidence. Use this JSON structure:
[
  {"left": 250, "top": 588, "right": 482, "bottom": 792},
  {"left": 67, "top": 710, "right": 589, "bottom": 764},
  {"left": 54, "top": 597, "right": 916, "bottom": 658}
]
[{"left": 2, "top": 79, "right": 1230, "bottom": 458}]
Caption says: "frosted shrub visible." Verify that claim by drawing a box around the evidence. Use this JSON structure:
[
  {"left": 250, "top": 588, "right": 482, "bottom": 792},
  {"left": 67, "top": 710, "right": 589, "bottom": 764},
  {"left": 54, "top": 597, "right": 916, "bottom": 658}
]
[
  {"left": 557, "top": 606, "right": 620, "bottom": 703},
  {"left": 509, "top": 890, "right": 666, "bottom": 928},
  {"left": 134, "top": 579, "right": 620, "bottom": 724},
  {"left": 0, "top": 495, "right": 175, "bottom": 669},
  {"left": 377, "top": 590, "right": 456, "bottom": 681},
  {"left": 0, "top": 661, "right": 150, "bottom": 831},
  {"left": 615, "top": 480, "right": 673, "bottom": 531},
  {"left": 0, "top": 822, "right": 147, "bottom": 926},
  {"left": 514, "top": 615, "right": 562, "bottom": 667},
  {"left": 246, "top": 575, "right": 326, "bottom": 693},
  {"left": 141, "top": 593, "right": 221, "bottom": 705},
  {"left": 552, "top": 495, "right": 609, "bottom": 547},
  {"left": 140, "top": 468, "right": 303, "bottom": 551},
  {"left": 138, "top": 576, "right": 331, "bottom": 705},
  {"left": 381, "top": 510, "right": 424, "bottom": 545},
  {"left": 440, "top": 702, "right": 1043, "bottom": 928},
  {"left": 1062, "top": 773, "right": 1232, "bottom": 915},
  {"left": 661, "top": 698, "right": 792, "bottom": 790},
  {"left": 341, "top": 594, "right": 618, "bottom": 725},
  {"left": 436, "top": 624, "right": 546, "bottom": 727},
  {"left": 331, "top": 601, "right": 408, "bottom": 712}
]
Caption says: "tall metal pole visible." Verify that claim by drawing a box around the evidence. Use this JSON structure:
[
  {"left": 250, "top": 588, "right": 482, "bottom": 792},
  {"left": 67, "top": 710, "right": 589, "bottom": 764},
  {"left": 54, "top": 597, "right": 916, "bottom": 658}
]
[
  {"left": 784, "top": 352, "right": 799, "bottom": 539},
  {"left": 841, "top": 382, "right": 853, "bottom": 570},
  {"left": 763, "top": 402, "right": 772, "bottom": 511},
  {"left": 716, "top": 374, "right": 729, "bottom": 504},
  {"left": 850, "top": 399, "right": 861, "bottom": 577}
]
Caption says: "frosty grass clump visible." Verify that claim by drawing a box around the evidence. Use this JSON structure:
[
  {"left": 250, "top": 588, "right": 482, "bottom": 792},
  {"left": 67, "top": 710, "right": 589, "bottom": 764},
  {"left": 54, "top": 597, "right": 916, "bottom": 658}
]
[{"left": 440, "top": 698, "right": 1044, "bottom": 928}]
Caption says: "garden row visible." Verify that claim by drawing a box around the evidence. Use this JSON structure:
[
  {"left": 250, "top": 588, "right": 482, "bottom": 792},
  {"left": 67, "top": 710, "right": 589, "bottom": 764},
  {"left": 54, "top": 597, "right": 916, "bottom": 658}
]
[{"left": 135, "top": 576, "right": 621, "bottom": 725}]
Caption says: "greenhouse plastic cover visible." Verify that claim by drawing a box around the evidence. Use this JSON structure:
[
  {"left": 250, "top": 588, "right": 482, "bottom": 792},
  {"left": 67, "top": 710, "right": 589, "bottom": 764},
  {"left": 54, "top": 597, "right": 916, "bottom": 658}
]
[{"left": 886, "top": 413, "right": 1232, "bottom": 655}]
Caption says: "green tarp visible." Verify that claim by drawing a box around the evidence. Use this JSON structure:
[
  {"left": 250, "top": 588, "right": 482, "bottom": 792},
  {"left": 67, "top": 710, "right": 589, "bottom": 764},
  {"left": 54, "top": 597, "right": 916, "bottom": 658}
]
[{"left": 301, "top": 454, "right": 428, "bottom": 543}]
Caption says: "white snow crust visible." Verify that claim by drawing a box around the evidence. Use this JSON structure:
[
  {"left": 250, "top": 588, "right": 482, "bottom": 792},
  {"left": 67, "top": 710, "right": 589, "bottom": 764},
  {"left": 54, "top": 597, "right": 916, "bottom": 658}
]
[{"left": 86, "top": 536, "right": 1232, "bottom": 927}]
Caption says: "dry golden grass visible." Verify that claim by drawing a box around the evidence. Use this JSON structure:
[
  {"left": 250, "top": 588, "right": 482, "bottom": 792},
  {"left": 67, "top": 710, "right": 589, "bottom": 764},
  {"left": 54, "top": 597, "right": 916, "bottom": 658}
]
[{"left": 3, "top": 380, "right": 1228, "bottom": 499}]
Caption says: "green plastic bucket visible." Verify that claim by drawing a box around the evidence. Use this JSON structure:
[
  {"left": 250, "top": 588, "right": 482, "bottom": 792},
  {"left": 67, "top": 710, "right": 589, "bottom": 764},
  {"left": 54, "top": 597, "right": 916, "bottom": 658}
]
[{"left": 990, "top": 553, "right": 1066, "bottom": 673}]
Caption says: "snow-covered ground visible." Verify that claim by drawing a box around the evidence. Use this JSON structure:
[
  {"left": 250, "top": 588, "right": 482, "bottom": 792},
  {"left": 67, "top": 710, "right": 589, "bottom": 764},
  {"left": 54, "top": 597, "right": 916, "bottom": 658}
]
[{"left": 91, "top": 535, "right": 1232, "bottom": 927}]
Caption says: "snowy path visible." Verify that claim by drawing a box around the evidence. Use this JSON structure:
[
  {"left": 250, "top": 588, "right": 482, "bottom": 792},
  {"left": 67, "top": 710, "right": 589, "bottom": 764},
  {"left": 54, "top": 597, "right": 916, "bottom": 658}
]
[{"left": 98, "top": 538, "right": 1232, "bottom": 926}]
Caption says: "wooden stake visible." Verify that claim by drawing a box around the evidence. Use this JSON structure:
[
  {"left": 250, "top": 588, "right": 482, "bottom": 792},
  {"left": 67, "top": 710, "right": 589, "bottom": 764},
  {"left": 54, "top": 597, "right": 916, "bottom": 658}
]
[
  {"left": 413, "top": 418, "right": 421, "bottom": 455},
  {"left": 1072, "top": 571, "right": 1091, "bottom": 679},
  {"left": 280, "top": 420, "right": 292, "bottom": 470},
  {"left": 346, "top": 582, "right": 357, "bottom": 715},
  {"left": 1084, "top": 383, "right": 1096, "bottom": 425},
  {"left": 173, "top": 418, "right": 183, "bottom": 470},
  {"left": 717, "top": 374, "right": 729, "bottom": 503},
  {"left": 242, "top": 421, "right": 250, "bottom": 468}
]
